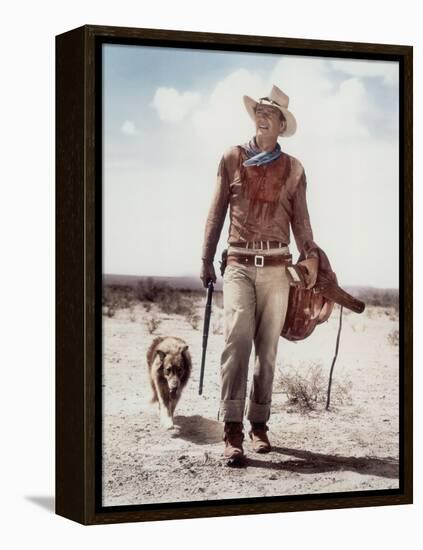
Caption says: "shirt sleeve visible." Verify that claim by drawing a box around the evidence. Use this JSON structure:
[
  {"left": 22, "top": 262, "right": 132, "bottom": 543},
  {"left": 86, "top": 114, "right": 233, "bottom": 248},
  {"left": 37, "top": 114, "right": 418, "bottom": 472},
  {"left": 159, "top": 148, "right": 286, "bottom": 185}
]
[
  {"left": 291, "top": 168, "right": 318, "bottom": 257},
  {"left": 201, "top": 155, "right": 230, "bottom": 262}
]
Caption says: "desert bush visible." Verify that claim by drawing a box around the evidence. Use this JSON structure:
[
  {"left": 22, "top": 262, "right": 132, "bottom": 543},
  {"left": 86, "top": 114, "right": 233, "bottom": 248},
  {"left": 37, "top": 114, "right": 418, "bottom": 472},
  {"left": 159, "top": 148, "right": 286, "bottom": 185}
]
[
  {"left": 278, "top": 364, "right": 326, "bottom": 412},
  {"left": 157, "top": 291, "right": 197, "bottom": 317},
  {"left": 187, "top": 312, "right": 202, "bottom": 330},
  {"left": 351, "top": 322, "right": 366, "bottom": 333},
  {"left": 129, "top": 306, "right": 137, "bottom": 323},
  {"left": 351, "top": 287, "right": 399, "bottom": 313},
  {"left": 213, "top": 291, "right": 224, "bottom": 309},
  {"left": 366, "top": 307, "right": 375, "bottom": 319},
  {"left": 103, "top": 284, "right": 135, "bottom": 313},
  {"left": 212, "top": 319, "right": 223, "bottom": 335},
  {"left": 136, "top": 278, "right": 198, "bottom": 317},
  {"left": 387, "top": 329, "right": 399, "bottom": 346},
  {"left": 104, "top": 279, "right": 207, "bottom": 321},
  {"left": 387, "top": 309, "right": 399, "bottom": 322},
  {"left": 277, "top": 363, "right": 352, "bottom": 413},
  {"left": 105, "top": 306, "right": 115, "bottom": 318},
  {"left": 136, "top": 278, "right": 169, "bottom": 302},
  {"left": 145, "top": 315, "right": 162, "bottom": 334}
]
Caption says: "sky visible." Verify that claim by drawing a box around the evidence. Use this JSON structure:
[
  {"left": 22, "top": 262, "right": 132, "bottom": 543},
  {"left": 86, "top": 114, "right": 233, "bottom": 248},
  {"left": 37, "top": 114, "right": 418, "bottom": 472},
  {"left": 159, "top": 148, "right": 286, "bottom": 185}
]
[{"left": 102, "top": 44, "right": 399, "bottom": 288}]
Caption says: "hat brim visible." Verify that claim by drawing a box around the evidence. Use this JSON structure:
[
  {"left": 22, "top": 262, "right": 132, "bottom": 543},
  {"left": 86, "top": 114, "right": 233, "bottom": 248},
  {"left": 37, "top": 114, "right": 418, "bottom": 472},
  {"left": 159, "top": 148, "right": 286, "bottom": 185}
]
[{"left": 243, "top": 95, "right": 297, "bottom": 137}]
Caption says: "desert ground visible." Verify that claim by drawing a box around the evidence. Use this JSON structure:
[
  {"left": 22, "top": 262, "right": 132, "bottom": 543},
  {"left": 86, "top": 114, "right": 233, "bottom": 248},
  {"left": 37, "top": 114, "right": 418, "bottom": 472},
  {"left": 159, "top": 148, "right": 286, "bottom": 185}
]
[{"left": 102, "top": 281, "right": 399, "bottom": 506}]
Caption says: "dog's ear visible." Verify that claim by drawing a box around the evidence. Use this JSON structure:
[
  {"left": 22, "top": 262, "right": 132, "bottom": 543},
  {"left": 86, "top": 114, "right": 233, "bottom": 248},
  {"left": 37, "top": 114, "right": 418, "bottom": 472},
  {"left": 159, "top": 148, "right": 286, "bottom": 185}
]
[{"left": 179, "top": 344, "right": 191, "bottom": 382}]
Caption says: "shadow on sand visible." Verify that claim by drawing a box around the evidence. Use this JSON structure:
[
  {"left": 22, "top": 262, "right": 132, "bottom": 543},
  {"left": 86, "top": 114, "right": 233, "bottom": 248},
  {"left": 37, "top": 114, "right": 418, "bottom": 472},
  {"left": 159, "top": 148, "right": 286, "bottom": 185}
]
[
  {"left": 245, "top": 447, "right": 399, "bottom": 479},
  {"left": 173, "top": 415, "right": 222, "bottom": 444}
]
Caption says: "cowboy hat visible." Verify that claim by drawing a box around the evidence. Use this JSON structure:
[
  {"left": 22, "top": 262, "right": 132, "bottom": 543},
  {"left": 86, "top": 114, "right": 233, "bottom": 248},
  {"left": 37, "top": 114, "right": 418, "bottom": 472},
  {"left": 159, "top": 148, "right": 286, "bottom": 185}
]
[{"left": 243, "top": 85, "right": 297, "bottom": 137}]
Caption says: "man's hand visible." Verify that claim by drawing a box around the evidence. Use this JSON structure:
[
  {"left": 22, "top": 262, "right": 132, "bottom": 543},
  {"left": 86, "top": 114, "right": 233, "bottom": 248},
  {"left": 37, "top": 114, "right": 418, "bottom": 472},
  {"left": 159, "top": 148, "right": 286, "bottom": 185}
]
[
  {"left": 297, "top": 257, "right": 319, "bottom": 289},
  {"left": 200, "top": 260, "right": 217, "bottom": 289}
]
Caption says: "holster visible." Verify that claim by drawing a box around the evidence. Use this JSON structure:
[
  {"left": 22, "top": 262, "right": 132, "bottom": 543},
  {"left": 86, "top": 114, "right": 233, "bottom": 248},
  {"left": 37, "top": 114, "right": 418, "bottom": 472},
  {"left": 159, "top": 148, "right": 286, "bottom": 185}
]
[
  {"left": 315, "top": 272, "right": 365, "bottom": 314},
  {"left": 219, "top": 249, "right": 228, "bottom": 277}
]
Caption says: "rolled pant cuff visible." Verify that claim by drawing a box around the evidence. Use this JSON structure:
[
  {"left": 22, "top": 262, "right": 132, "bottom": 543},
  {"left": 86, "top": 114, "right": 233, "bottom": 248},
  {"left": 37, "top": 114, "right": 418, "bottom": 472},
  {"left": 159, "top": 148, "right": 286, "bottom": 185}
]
[
  {"left": 246, "top": 400, "right": 271, "bottom": 423},
  {"left": 218, "top": 399, "right": 245, "bottom": 422}
]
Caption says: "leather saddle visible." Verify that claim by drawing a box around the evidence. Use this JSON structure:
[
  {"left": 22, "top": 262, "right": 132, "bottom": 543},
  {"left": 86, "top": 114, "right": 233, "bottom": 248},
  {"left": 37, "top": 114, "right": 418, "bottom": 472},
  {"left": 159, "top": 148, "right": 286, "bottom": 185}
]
[{"left": 281, "top": 245, "right": 365, "bottom": 341}]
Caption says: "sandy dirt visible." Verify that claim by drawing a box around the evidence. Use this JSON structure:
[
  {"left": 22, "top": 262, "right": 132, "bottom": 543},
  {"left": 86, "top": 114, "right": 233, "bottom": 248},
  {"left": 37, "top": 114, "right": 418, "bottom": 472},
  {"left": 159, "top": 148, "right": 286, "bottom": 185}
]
[{"left": 102, "top": 296, "right": 399, "bottom": 506}]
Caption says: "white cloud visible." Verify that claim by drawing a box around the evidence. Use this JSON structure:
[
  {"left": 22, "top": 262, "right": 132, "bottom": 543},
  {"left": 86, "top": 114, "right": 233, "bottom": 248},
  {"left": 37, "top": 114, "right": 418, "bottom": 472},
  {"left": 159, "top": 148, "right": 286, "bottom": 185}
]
[
  {"left": 151, "top": 87, "right": 201, "bottom": 122},
  {"left": 270, "top": 57, "right": 370, "bottom": 140},
  {"left": 329, "top": 58, "right": 399, "bottom": 87},
  {"left": 120, "top": 120, "right": 138, "bottom": 136},
  {"left": 190, "top": 68, "right": 263, "bottom": 156}
]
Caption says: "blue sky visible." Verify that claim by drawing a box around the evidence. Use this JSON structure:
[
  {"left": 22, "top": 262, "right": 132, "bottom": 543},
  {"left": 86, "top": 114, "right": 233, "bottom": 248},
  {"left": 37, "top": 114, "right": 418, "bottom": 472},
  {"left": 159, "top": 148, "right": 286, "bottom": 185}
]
[{"left": 102, "top": 44, "right": 399, "bottom": 287}]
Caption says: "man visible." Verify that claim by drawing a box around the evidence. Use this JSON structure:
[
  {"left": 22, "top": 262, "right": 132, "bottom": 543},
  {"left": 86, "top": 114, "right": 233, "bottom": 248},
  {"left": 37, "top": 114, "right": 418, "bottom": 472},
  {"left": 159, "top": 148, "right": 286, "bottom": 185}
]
[{"left": 200, "top": 85, "right": 319, "bottom": 464}]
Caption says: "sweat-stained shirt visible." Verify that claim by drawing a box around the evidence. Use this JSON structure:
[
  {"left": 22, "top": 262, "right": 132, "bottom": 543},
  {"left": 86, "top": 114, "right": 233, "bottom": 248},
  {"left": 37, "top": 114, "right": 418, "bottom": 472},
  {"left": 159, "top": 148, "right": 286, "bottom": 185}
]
[{"left": 202, "top": 144, "right": 317, "bottom": 262}]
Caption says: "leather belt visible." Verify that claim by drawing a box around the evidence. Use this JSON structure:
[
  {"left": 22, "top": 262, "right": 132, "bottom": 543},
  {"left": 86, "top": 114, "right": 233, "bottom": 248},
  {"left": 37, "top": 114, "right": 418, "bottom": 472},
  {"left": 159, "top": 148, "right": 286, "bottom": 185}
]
[
  {"left": 231, "top": 241, "right": 288, "bottom": 250},
  {"left": 227, "top": 253, "right": 292, "bottom": 268}
]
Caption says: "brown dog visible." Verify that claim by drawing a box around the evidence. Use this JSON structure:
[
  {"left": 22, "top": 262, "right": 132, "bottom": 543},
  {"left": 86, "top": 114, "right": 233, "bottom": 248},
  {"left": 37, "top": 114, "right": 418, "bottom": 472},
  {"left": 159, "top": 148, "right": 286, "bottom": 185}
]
[{"left": 146, "top": 336, "right": 192, "bottom": 429}]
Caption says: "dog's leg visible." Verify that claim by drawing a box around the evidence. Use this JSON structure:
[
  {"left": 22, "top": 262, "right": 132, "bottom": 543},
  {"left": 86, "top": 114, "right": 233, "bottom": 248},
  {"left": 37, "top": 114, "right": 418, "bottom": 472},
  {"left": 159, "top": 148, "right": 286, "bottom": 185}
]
[
  {"left": 153, "top": 380, "right": 174, "bottom": 429},
  {"left": 172, "top": 394, "right": 181, "bottom": 415},
  {"left": 169, "top": 394, "right": 182, "bottom": 426},
  {"left": 159, "top": 405, "right": 174, "bottom": 430},
  {"left": 151, "top": 357, "right": 174, "bottom": 429},
  {"left": 169, "top": 399, "right": 176, "bottom": 425}
]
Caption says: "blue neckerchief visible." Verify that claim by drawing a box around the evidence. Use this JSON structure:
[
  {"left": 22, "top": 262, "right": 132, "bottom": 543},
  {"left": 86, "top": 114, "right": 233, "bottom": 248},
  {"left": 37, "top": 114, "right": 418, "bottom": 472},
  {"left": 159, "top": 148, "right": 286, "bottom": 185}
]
[{"left": 241, "top": 138, "right": 282, "bottom": 167}]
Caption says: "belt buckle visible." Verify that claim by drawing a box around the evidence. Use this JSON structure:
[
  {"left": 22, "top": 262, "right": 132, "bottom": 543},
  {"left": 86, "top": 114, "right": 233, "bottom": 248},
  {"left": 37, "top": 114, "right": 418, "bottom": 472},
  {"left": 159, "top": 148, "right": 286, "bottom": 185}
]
[{"left": 254, "top": 255, "right": 264, "bottom": 267}]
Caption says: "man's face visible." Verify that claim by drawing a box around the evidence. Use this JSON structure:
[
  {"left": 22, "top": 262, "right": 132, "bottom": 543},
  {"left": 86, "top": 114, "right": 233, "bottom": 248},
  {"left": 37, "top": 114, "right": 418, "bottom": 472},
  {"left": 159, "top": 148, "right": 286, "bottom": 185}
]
[{"left": 254, "top": 104, "right": 285, "bottom": 140}]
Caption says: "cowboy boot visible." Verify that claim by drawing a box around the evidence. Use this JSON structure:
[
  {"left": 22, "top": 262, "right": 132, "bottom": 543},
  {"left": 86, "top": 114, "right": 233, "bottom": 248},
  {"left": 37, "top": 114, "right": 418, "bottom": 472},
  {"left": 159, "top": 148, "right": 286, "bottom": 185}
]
[
  {"left": 223, "top": 422, "right": 245, "bottom": 463},
  {"left": 249, "top": 422, "right": 271, "bottom": 453}
]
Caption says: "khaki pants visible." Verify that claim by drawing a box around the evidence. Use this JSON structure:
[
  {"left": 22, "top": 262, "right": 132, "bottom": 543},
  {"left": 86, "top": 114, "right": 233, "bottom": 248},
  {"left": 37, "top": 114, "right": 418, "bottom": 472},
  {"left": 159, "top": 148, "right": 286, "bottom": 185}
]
[{"left": 218, "top": 259, "right": 290, "bottom": 423}]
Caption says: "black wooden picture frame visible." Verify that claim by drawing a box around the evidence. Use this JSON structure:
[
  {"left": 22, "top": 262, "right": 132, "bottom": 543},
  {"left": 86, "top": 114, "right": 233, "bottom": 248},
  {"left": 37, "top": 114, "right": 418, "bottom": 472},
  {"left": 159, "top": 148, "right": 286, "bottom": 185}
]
[{"left": 56, "top": 24, "right": 413, "bottom": 525}]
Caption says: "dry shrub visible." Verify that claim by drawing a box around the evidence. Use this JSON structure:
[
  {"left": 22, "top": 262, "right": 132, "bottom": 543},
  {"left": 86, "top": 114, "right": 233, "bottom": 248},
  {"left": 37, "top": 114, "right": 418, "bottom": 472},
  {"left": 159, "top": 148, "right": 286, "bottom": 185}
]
[
  {"left": 103, "top": 284, "right": 135, "bottom": 314},
  {"left": 352, "top": 287, "right": 399, "bottom": 313},
  {"left": 136, "top": 278, "right": 167, "bottom": 302},
  {"left": 277, "top": 363, "right": 352, "bottom": 413},
  {"left": 213, "top": 291, "right": 224, "bottom": 309},
  {"left": 387, "top": 329, "right": 399, "bottom": 346},
  {"left": 351, "top": 322, "right": 366, "bottom": 333},
  {"left": 129, "top": 306, "right": 137, "bottom": 323},
  {"left": 136, "top": 278, "right": 197, "bottom": 317},
  {"left": 278, "top": 364, "right": 326, "bottom": 412},
  {"left": 105, "top": 306, "right": 115, "bottom": 318},
  {"left": 145, "top": 315, "right": 162, "bottom": 334},
  {"left": 387, "top": 308, "right": 399, "bottom": 322},
  {"left": 366, "top": 307, "right": 375, "bottom": 319},
  {"left": 159, "top": 292, "right": 196, "bottom": 317},
  {"left": 103, "top": 279, "right": 207, "bottom": 322},
  {"left": 212, "top": 319, "right": 223, "bottom": 335},
  {"left": 187, "top": 312, "right": 202, "bottom": 330}
]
